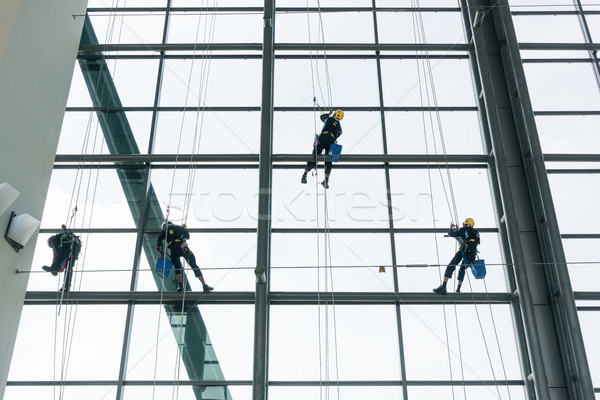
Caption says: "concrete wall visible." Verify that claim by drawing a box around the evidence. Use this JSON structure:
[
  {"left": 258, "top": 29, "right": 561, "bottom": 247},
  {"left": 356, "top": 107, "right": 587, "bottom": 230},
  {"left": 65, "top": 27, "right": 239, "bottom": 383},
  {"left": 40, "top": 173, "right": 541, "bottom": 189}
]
[{"left": 0, "top": 1, "right": 88, "bottom": 397}]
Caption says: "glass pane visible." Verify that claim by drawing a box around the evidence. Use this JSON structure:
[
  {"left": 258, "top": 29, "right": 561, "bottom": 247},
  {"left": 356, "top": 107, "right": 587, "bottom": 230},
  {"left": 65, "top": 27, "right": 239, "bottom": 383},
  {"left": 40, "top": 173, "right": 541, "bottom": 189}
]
[
  {"left": 402, "top": 305, "right": 522, "bottom": 380},
  {"left": 578, "top": 311, "right": 600, "bottom": 387},
  {"left": 108, "top": 60, "right": 160, "bottom": 107},
  {"left": 88, "top": 12, "right": 166, "bottom": 44},
  {"left": 274, "top": 59, "right": 380, "bottom": 107},
  {"left": 58, "top": 111, "right": 152, "bottom": 155},
  {"left": 549, "top": 174, "right": 600, "bottom": 234},
  {"left": 381, "top": 59, "right": 476, "bottom": 107},
  {"left": 408, "top": 386, "right": 527, "bottom": 400},
  {"left": 271, "top": 233, "right": 394, "bottom": 292},
  {"left": 168, "top": 12, "right": 263, "bottom": 43},
  {"left": 524, "top": 63, "right": 600, "bottom": 111},
  {"left": 137, "top": 233, "right": 256, "bottom": 292},
  {"left": 41, "top": 169, "right": 138, "bottom": 229},
  {"left": 513, "top": 15, "right": 585, "bottom": 42},
  {"left": 537, "top": 115, "right": 600, "bottom": 154},
  {"left": 563, "top": 239, "right": 600, "bottom": 292},
  {"left": 277, "top": 0, "right": 372, "bottom": 6},
  {"left": 274, "top": 111, "right": 383, "bottom": 154},
  {"left": 4, "top": 386, "right": 119, "bottom": 400},
  {"left": 9, "top": 305, "right": 127, "bottom": 380},
  {"left": 29, "top": 232, "right": 135, "bottom": 292},
  {"left": 270, "top": 305, "right": 401, "bottom": 380},
  {"left": 395, "top": 232, "right": 507, "bottom": 293},
  {"left": 153, "top": 111, "right": 260, "bottom": 154},
  {"left": 270, "top": 386, "right": 404, "bottom": 400},
  {"left": 126, "top": 304, "right": 253, "bottom": 381},
  {"left": 377, "top": 10, "right": 465, "bottom": 44},
  {"left": 389, "top": 169, "right": 496, "bottom": 228},
  {"left": 276, "top": 12, "right": 375, "bottom": 43},
  {"left": 66, "top": 65, "right": 93, "bottom": 107},
  {"left": 587, "top": 15, "right": 600, "bottom": 41},
  {"left": 161, "top": 59, "right": 262, "bottom": 106},
  {"left": 123, "top": 385, "right": 250, "bottom": 400},
  {"left": 149, "top": 169, "right": 258, "bottom": 227},
  {"left": 386, "top": 111, "right": 484, "bottom": 154},
  {"left": 272, "top": 169, "right": 390, "bottom": 228}
]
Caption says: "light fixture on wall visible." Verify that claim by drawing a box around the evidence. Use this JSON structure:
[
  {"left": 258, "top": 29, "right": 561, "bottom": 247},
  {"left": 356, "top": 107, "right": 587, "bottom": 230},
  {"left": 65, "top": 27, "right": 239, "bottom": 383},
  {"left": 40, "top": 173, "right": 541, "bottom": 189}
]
[
  {"left": 0, "top": 182, "right": 20, "bottom": 216},
  {"left": 4, "top": 211, "right": 40, "bottom": 252}
]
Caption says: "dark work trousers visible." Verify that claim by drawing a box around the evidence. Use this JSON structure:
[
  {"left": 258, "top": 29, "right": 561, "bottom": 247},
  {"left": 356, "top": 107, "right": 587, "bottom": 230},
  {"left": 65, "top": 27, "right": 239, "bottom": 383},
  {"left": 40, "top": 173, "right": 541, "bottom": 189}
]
[
  {"left": 51, "top": 247, "right": 71, "bottom": 272},
  {"left": 305, "top": 139, "right": 334, "bottom": 175},
  {"left": 51, "top": 247, "right": 74, "bottom": 289},
  {"left": 169, "top": 243, "right": 203, "bottom": 277},
  {"left": 443, "top": 249, "right": 476, "bottom": 281}
]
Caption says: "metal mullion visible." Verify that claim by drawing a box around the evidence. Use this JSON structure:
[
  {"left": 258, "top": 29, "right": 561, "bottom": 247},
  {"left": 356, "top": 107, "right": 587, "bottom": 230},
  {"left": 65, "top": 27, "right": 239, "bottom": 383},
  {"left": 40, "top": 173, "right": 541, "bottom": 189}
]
[
  {"left": 114, "top": 2, "right": 172, "bottom": 399},
  {"left": 253, "top": 1, "right": 275, "bottom": 399},
  {"left": 371, "top": 3, "right": 407, "bottom": 399},
  {"left": 572, "top": 0, "right": 600, "bottom": 90}
]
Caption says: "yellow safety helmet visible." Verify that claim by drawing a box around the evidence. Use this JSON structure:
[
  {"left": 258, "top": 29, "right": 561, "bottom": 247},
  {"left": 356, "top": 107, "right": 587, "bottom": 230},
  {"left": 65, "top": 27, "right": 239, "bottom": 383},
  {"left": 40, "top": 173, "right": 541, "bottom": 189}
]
[
  {"left": 333, "top": 109, "right": 344, "bottom": 120},
  {"left": 463, "top": 217, "right": 475, "bottom": 227}
]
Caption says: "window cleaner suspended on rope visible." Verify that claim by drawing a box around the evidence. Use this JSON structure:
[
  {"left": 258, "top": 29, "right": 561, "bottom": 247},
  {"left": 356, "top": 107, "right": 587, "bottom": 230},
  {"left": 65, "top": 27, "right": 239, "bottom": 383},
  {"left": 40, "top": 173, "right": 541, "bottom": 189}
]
[
  {"left": 301, "top": 109, "right": 344, "bottom": 189},
  {"left": 433, "top": 217, "right": 481, "bottom": 295},
  {"left": 155, "top": 221, "right": 213, "bottom": 293},
  {"left": 41, "top": 225, "right": 81, "bottom": 293}
]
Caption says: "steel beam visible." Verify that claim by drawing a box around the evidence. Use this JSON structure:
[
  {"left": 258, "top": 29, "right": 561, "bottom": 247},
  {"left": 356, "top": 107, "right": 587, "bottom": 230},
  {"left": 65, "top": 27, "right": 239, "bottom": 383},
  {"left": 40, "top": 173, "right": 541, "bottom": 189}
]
[
  {"left": 53, "top": 153, "right": 488, "bottom": 163},
  {"left": 78, "top": 16, "right": 229, "bottom": 400},
  {"left": 24, "top": 291, "right": 512, "bottom": 305},
  {"left": 253, "top": 1, "right": 275, "bottom": 399},
  {"left": 463, "top": 1, "right": 553, "bottom": 398},
  {"left": 492, "top": 2, "right": 595, "bottom": 398}
]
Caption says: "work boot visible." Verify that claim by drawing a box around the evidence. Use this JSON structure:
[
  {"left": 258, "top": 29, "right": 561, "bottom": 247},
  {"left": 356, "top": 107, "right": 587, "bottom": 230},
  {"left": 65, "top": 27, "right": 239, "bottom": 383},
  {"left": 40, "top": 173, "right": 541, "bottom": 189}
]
[
  {"left": 203, "top": 284, "right": 214, "bottom": 293},
  {"left": 456, "top": 287, "right": 461, "bottom": 293},
  {"left": 176, "top": 283, "right": 184, "bottom": 292},
  {"left": 321, "top": 179, "right": 329, "bottom": 189},
  {"left": 59, "top": 285, "right": 70, "bottom": 293},
  {"left": 433, "top": 285, "right": 447, "bottom": 295},
  {"left": 42, "top": 266, "right": 58, "bottom": 276},
  {"left": 301, "top": 174, "right": 307, "bottom": 184}
]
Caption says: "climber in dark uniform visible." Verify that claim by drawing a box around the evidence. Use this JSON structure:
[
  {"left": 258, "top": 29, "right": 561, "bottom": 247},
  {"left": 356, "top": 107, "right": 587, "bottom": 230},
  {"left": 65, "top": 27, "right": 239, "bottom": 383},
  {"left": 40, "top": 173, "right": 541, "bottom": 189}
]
[
  {"left": 42, "top": 226, "right": 81, "bottom": 292},
  {"left": 301, "top": 109, "right": 344, "bottom": 189},
  {"left": 156, "top": 221, "right": 213, "bottom": 293},
  {"left": 433, "top": 217, "right": 480, "bottom": 295}
]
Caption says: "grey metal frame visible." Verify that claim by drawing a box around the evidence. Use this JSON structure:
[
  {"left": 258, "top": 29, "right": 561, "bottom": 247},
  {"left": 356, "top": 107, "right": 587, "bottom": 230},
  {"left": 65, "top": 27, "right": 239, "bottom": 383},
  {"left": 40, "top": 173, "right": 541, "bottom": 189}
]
[{"left": 8, "top": 1, "right": 600, "bottom": 400}]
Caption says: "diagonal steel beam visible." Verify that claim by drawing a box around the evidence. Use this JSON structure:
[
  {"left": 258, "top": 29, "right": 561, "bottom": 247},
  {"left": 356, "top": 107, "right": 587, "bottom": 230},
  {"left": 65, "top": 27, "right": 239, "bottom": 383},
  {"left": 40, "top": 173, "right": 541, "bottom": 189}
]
[{"left": 78, "top": 15, "right": 230, "bottom": 400}]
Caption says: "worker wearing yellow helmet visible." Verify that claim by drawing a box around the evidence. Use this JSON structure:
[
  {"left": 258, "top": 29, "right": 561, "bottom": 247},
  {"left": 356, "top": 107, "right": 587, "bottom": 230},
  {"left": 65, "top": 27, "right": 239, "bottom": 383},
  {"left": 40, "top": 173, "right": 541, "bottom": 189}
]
[
  {"left": 301, "top": 109, "right": 344, "bottom": 189},
  {"left": 433, "top": 217, "right": 480, "bottom": 295}
]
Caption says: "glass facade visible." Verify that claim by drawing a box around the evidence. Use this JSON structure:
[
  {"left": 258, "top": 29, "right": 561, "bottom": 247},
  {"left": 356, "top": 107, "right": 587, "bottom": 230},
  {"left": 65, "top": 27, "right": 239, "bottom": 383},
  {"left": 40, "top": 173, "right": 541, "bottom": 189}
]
[{"left": 6, "top": 1, "right": 600, "bottom": 399}]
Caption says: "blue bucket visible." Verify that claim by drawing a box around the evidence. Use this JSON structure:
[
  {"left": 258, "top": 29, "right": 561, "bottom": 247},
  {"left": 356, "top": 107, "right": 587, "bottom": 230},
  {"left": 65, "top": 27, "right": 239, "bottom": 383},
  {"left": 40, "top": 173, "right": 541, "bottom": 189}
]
[
  {"left": 155, "top": 257, "right": 174, "bottom": 278},
  {"left": 328, "top": 143, "right": 342, "bottom": 162},
  {"left": 470, "top": 259, "right": 486, "bottom": 279}
]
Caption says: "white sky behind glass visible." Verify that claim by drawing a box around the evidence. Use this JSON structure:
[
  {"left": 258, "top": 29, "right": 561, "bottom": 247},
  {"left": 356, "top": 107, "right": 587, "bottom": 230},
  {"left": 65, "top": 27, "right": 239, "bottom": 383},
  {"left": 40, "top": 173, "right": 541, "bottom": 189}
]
[
  {"left": 9, "top": 0, "right": 600, "bottom": 398},
  {"left": 153, "top": 111, "right": 261, "bottom": 154}
]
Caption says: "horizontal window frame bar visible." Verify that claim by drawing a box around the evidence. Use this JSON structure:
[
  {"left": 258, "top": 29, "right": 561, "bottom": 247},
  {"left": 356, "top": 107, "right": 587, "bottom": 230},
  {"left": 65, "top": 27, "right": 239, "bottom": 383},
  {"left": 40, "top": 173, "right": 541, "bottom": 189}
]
[
  {"left": 77, "top": 42, "right": 600, "bottom": 53},
  {"left": 52, "top": 163, "right": 489, "bottom": 170},
  {"left": 6, "top": 378, "right": 525, "bottom": 386},
  {"left": 53, "top": 153, "right": 489, "bottom": 163},
  {"left": 23, "top": 291, "right": 513, "bottom": 305},
  {"left": 78, "top": 43, "right": 470, "bottom": 52},
  {"left": 65, "top": 106, "right": 478, "bottom": 112},
  {"left": 38, "top": 227, "right": 500, "bottom": 234}
]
